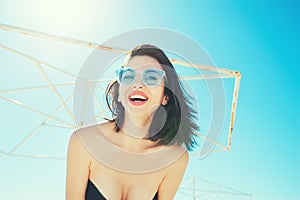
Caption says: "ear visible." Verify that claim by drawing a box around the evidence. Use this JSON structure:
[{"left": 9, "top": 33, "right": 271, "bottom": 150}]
[{"left": 161, "top": 95, "right": 169, "bottom": 106}]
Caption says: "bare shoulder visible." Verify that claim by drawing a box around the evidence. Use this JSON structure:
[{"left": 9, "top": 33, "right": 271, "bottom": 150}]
[
  {"left": 156, "top": 144, "right": 189, "bottom": 173},
  {"left": 68, "top": 121, "right": 115, "bottom": 158},
  {"left": 67, "top": 130, "right": 89, "bottom": 158},
  {"left": 167, "top": 145, "right": 189, "bottom": 170},
  {"left": 67, "top": 123, "right": 106, "bottom": 159},
  {"left": 68, "top": 130, "right": 82, "bottom": 148},
  {"left": 157, "top": 145, "right": 189, "bottom": 199}
]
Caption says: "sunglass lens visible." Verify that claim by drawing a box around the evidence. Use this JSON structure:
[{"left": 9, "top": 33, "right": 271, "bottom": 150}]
[
  {"left": 119, "top": 68, "right": 135, "bottom": 85},
  {"left": 143, "top": 70, "right": 163, "bottom": 86}
]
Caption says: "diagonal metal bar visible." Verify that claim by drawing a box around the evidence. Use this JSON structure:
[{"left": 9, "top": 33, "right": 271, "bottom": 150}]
[
  {"left": 0, "top": 43, "right": 80, "bottom": 80},
  {"left": 194, "top": 131, "right": 228, "bottom": 150},
  {"left": 179, "top": 177, "right": 253, "bottom": 199},
  {"left": 0, "top": 150, "right": 66, "bottom": 160},
  {"left": 0, "top": 23, "right": 127, "bottom": 54},
  {"left": 0, "top": 23, "right": 240, "bottom": 76},
  {"left": 171, "top": 58, "right": 240, "bottom": 76},
  {"left": 9, "top": 123, "right": 44, "bottom": 154},
  {"left": 227, "top": 74, "right": 242, "bottom": 150},
  {"left": 0, "top": 82, "right": 75, "bottom": 93},
  {"left": 40, "top": 62, "right": 80, "bottom": 80},
  {"left": 179, "top": 74, "right": 236, "bottom": 80},
  {"left": 189, "top": 148, "right": 227, "bottom": 156},
  {"left": 0, "top": 95, "right": 72, "bottom": 126},
  {"left": 34, "top": 62, "right": 75, "bottom": 122},
  {"left": 43, "top": 123, "right": 73, "bottom": 129},
  {"left": 7, "top": 93, "right": 75, "bottom": 154}
]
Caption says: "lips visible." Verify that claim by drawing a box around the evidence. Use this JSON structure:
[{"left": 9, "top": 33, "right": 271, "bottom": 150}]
[{"left": 128, "top": 91, "right": 149, "bottom": 106}]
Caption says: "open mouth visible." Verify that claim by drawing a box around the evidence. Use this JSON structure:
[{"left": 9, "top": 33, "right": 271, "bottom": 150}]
[
  {"left": 130, "top": 95, "right": 147, "bottom": 102},
  {"left": 128, "top": 92, "right": 148, "bottom": 106}
]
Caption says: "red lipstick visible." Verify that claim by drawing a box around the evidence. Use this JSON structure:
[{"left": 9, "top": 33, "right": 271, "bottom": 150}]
[{"left": 128, "top": 91, "right": 149, "bottom": 106}]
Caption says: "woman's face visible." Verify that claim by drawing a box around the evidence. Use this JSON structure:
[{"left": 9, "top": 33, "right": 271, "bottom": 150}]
[{"left": 118, "top": 55, "right": 167, "bottom": 117}]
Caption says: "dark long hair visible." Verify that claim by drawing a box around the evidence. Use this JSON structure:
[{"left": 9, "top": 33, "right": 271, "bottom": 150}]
[{"left": 105, "top": 44, "right": 199, "bottom": 151}]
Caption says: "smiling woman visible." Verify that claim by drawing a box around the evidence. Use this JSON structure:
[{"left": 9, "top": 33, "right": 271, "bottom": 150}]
[
  {"left": 66, "top": 44, "right": 199, "bottom": 200},
  {"left": 116, "top": 56, "right": 167, "bottom": 128}
]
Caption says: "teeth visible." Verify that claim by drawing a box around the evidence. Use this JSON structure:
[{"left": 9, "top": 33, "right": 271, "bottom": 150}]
[{"left": 130, "top": 95, "right": 147, "bottom": 100}]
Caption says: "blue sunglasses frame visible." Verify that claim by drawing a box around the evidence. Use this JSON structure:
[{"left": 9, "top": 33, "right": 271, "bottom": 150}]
[{"left": 116, "top": 67, "right": 167, "bottom": 87}]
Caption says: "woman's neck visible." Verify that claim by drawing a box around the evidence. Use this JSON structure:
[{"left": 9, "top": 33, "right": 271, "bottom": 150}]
[{"left": 121, "top": 112, "right": 152, "bottom": 139}]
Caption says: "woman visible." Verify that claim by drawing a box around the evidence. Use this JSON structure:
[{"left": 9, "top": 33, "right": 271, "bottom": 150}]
[{"left": 66, "top": 44, "right": 199, "bottom": 200}]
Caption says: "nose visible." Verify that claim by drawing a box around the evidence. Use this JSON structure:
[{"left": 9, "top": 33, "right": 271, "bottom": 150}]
[{"left": 132, "top": 73, "right": 145, "bottom": 89}]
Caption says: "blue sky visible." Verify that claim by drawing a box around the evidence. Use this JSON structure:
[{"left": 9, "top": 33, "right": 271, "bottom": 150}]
[{"left": 0, "top": 0, "right": 299, "bottom": 199}]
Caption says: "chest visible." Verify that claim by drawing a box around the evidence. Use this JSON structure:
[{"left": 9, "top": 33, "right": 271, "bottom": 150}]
[{"left": 89, "top": 160, "right": 166, "bottom": 199}]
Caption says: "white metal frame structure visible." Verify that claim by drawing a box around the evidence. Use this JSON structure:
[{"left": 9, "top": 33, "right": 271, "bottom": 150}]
[
  {"left": 0, "top": 23, "right": 249, "bottom": 199},
  {"left": 177, "top": 177, "right": 252, "bottom": 199},
  {"left": 0, "top": 23, "right": 241, "bottom": 160}
]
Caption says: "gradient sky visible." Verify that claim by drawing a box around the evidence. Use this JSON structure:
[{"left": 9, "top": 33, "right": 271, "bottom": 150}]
[{"left": 0, "top": 0, "right": 299, "bottom": 199}]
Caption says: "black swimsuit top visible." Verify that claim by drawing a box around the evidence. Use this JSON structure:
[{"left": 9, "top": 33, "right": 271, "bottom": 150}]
[{"left": 85, "top": 179, "right": 158, "bottom": 200}]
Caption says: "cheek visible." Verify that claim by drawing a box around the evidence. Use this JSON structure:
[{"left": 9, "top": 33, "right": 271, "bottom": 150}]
[
  {"left": 151, "top": 87, "right": 165, "bottom": 102},
  {"left": 118, "top": 85, "right": 128, "bottom": 102}
]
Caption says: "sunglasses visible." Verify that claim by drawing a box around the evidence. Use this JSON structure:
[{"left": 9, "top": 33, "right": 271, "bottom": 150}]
[{"left": 116, "top": 67, "right": 166, "bottom": 87}]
